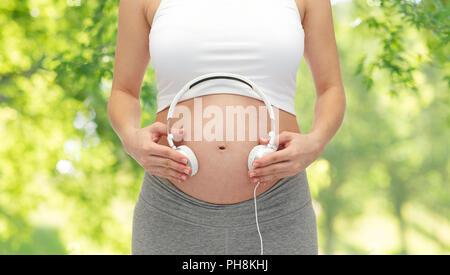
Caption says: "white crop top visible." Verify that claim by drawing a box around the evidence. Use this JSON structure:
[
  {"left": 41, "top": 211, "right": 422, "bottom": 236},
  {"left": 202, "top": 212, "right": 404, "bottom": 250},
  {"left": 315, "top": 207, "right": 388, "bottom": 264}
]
[{"left": 149, "top": 0, "right": 305, "bottom": 115}]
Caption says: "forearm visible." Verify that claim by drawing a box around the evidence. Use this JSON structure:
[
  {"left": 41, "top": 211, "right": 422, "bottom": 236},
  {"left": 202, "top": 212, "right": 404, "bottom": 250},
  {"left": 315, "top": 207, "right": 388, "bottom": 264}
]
[
  {"left": 107, "top": 89, "right": 142, "bottom": 145},
  {"left": 309, "top": 86, "right": 346, "bottom": 149}
]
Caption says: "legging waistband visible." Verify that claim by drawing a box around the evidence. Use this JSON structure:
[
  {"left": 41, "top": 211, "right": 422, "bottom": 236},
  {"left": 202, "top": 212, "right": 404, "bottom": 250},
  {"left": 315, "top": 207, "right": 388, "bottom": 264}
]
[{"left": 138, "top": 169, "right": 312, "bottom": 228}]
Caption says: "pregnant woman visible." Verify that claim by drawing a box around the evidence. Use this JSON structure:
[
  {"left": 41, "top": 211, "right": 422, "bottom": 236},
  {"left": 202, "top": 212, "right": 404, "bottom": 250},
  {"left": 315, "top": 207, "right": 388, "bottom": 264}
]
[{"left": 108, "top": 0, "right": 345, "bottom": 255}]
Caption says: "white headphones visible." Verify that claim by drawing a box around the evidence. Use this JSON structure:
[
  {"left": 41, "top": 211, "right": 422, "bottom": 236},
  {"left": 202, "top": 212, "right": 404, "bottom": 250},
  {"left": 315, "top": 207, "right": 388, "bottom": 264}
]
[{"left": 166, "top": 72, "right": 278, "bottom": 176}]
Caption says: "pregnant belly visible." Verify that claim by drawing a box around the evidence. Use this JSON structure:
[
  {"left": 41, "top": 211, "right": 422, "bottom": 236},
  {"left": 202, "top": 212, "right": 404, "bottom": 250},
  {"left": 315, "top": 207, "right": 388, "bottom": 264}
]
[{"left": 154, "top": 94, "right": 300, "bottom": 204}]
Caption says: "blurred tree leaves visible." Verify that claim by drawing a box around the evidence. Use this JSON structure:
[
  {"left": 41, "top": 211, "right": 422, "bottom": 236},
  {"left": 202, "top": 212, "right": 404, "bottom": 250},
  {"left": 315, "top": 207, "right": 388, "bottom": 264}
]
[
  {"left": 297, "top": 0, "right": 449, "bottom": 254},
  {"left": 0, "top": 0, "right": 449, "bottom": 254},
  {"left": 354, "top": 0, "right": 449, "bottom": 95}
]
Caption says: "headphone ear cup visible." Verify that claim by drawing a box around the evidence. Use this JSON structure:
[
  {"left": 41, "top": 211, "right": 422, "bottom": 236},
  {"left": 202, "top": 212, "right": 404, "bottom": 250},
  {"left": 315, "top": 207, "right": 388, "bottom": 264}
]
[
  {"left": 248, "top": 145, "right": 276, "bottom": 170},
  {"left": 175, "top": 145, "right": 199, "bottom": 176}
]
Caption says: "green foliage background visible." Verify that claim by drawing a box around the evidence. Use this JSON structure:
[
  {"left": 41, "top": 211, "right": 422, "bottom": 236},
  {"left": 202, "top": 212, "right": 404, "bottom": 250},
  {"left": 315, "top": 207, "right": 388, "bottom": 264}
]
[{"left": 0, "top": 0, "right": 449, "bottom": 254}]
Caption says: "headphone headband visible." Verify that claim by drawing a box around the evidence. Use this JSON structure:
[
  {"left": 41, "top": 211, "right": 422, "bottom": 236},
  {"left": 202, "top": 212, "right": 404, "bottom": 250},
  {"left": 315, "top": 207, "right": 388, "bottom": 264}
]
[{"left": 166, "top": 72, "right": 277, "bottom": 149}]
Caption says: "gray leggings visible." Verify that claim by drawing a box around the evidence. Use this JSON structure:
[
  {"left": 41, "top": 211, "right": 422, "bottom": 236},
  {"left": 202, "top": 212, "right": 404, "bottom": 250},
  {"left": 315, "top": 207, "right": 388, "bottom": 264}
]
[{"left": 132, "top": 169, "right": 318, "bottom": 255}]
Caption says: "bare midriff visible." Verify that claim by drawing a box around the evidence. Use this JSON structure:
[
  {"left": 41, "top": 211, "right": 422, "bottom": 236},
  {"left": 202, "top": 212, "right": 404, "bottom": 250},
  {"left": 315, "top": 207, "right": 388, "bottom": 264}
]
[{"left": 154, "top": 94, "right": 300, "bottom": 204}]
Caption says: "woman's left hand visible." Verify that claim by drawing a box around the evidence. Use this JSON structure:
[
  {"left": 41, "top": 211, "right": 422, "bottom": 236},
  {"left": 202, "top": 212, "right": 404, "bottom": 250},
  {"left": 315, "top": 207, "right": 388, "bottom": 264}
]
[{"left": 248, "top": 131, "right": 326, "bottom": 185}]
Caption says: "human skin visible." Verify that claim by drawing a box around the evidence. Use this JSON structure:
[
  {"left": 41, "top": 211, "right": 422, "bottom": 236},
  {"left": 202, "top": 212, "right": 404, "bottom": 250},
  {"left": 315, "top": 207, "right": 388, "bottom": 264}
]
[{"left": 107, "top": 0, "right": 346, "bottom": 204}]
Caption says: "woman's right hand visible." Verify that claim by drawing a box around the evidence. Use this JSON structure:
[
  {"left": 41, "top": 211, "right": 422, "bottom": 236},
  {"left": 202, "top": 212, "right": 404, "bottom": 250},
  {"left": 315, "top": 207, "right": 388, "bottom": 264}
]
[{"left": 122, "top": 122, "right": 191, "bottom": 183}]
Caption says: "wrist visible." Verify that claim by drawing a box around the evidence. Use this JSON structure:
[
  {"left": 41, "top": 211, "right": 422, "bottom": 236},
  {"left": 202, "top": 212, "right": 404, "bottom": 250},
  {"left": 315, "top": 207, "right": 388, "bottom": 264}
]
[
  {"left": 120, "top": 127, "right": 140, "bottom": 146},
  {"left": 308, "top": 130, "right": 328, "bottom": 152}
]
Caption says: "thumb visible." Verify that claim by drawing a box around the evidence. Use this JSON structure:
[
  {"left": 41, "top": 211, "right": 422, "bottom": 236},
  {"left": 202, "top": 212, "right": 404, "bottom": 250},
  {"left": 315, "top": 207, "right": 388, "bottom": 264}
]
[
  {"left": 149, "top": 121, "right": 168, "bottom": 142},
  {"left": 275, "top": 131, "right": 293, "bottom": 147},
  {"left": 258, "top": 134, "right": 270, "bottom": 145},
  {"left": 170, "top": 127, "right": 185, "bottom": 142}
]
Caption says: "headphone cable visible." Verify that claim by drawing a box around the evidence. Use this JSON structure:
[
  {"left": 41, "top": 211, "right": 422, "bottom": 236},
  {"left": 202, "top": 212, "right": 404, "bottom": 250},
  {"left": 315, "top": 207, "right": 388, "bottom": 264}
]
[{"left": 253, "top": 181, "right": 263, "bottom": 255}]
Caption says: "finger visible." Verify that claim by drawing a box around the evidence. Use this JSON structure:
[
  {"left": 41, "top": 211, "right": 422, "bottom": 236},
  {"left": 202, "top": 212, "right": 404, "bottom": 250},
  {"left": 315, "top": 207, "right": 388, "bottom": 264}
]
[
  {"left": 149, "top": 143, "right": 189, "bottom": 165},
  {"left": 147, "top": 155, "right": 191, "bottom": 175},
  {"left": 251, "top": 169, "right": 295, "bottom": 184},
  {"left": 148, "top": 168, "right": 180, "bottom": 183},
  {"left": 258, "top": 174, "right": 278, "bottom": 183},
  {"left": 154, "top": 171, "right": 184, "bottom": 184},
  {"left": 252, "top": 148, "right": 292, "bottom": 168},
  {"left": 251, "top": 174, "right": 278, "bottom": 184},
  {"left": 148, "top": 166, "right": 189, "bottom": 183},
  {"left": 275, "top": 131, "right": 294, "bottom": 148},
  {"left": 258, "top": 135, "right": 270, "bottom": 145},
  {"left": 170, "top": 127, "right": 185, "bottom": 142},
  {"left": 248, "top": 161, "right": 291, "bottom": 178},
  {"left": 150, "top": 121, "right": 167, "bottom": 135},
  {"left": 257, "top": 171, "right": 293, "bottom": 184},
  {"left": 148, "top": 121, "right": 168, "bottom": 143},
  {"left": 150, "top": 121, "right": 185, "bottom": 143}
]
